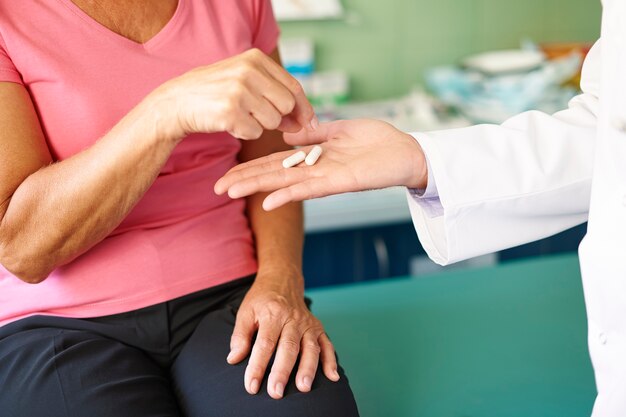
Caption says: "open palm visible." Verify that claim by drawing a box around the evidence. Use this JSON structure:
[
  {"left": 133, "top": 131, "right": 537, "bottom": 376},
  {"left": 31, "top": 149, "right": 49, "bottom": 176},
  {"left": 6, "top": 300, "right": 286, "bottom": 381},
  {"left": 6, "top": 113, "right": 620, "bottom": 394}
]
[{"left": 215, "top": 119, "right": 427, "bottom": 210}]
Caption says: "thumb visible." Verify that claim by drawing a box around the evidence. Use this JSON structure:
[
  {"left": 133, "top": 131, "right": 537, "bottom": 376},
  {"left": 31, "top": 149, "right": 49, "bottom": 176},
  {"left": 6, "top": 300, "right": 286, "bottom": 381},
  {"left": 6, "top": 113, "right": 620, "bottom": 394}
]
[{"left": 283, "top": 121, "right": 340, "bottom": 146}]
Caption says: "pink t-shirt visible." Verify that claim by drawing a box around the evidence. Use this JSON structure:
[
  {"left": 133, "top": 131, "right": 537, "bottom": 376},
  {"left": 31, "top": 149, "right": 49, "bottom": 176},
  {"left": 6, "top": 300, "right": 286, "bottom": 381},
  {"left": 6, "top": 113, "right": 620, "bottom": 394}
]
[{"left": 0, "top": 0, "right": 280, "bottom": 326}]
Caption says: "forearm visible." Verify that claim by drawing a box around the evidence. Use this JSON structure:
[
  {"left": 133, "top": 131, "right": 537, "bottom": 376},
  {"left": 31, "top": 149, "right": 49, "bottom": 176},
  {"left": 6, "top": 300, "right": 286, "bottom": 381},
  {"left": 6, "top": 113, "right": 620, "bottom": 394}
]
[
  {"left": 240, "top": 130, "right": 304, "bottom": 289},
  {"left": 248, "top": 193, "right": 304, "bottom": 282},
  {"left": 0, "top": 96, "right": 180, "bottom": 282}
]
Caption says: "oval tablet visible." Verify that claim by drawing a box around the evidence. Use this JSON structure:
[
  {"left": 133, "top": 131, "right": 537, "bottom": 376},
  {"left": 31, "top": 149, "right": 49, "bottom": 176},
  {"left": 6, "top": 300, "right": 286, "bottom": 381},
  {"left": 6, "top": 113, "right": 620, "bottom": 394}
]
[
  {"left": 282, "top": 150, "right": 307, "bottom": 168},
  {"left": 305, "top": 145, "right": 323, "bottom": 166}
]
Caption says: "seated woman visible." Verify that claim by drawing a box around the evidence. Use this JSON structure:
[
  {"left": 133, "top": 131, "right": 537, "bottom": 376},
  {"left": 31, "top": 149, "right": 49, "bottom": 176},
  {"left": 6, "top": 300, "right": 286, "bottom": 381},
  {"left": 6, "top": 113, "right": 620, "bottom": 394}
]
[{"left": 0, "top": 1, "right": 359, "bottom": 416}]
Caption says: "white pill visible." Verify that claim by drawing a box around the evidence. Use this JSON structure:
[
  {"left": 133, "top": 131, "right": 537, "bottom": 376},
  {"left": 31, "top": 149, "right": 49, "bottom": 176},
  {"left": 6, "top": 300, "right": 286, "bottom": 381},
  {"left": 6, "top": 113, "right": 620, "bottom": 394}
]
[
  {"left": 305, "top": 145, "right": 323, "bottom": 166},
  {"left": 282, "top": 150, "right": 307, "bottom": 168}
]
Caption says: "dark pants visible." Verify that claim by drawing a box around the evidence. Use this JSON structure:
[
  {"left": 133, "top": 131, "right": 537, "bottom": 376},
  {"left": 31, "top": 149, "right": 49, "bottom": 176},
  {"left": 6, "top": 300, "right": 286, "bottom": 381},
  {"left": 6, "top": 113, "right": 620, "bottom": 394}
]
[{"left": 0, "top": 277, "right": 359, "bottom": 417}]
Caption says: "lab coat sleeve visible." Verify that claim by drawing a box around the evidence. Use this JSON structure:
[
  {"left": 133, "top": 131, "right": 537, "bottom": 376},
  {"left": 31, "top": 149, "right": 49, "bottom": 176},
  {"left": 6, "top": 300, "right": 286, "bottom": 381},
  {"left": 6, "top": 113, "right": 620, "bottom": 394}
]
[{"left": 407, "top": 40, "right": 601, "bottom": 265}]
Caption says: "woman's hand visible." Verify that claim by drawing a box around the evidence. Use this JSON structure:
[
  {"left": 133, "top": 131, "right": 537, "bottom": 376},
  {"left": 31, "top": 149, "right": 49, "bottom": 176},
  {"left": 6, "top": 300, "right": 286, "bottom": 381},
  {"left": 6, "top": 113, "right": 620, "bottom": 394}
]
[
  {"left": 215, "top": 119, "right": 429, "bottom": 210},
  {"left": 151, "top": 48, "right": 317, "bottom": 141},
  {"left": 227, "top": 269, "right": 339, "bottom": 399}
]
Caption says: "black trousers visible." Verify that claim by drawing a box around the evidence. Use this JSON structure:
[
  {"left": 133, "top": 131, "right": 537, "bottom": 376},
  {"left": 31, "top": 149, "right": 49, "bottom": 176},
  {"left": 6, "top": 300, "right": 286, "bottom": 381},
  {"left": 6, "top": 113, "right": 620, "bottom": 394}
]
[{"left": 0, "top": 276, "right": 359, "bottom": 417}]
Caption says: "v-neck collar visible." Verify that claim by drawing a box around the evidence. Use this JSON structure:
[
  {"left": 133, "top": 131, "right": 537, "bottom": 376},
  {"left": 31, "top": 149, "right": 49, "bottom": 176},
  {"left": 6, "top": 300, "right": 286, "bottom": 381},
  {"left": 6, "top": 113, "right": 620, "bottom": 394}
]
[{"left": 56, "top": 0, "right": 186, "bottom": 51}]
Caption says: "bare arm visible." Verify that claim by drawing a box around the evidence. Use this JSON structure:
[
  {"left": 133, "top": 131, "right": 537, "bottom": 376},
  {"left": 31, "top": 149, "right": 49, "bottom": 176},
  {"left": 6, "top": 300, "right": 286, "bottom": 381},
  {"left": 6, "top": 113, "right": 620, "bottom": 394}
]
[
  {"left": 0, "top": 49, "right": 315, "bottom": 283},
  {"left": 0, "top": 83, "right": 176, "bottom": 283},
  {"left": 225, "top": 50, "right": 339, "bottom": 400}
]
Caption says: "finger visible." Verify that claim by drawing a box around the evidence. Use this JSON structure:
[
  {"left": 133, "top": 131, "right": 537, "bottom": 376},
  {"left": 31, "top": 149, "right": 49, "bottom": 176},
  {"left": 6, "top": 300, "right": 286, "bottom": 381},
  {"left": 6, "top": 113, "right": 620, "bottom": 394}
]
[
  {"left": 295, "top": 331, "right": 321, "bottom": 393},
  {"left": 283, "top": 121, "right": 340, "bottom": 146},
  {"left": 257, "top": 77, "right": 297, "bottom": 118},
  {"left": 262, "top": 177, "right": 337, "bottom": 211},
  {"left": 227, "top": 165, "right": 315, "bottom": 199},
  {"left": 319, "top": 333, "right": 340, "bottom": 382},
  {"left": 213, "top": 152, "right": 292, "bottom": 195},
  {"left": 245, "top": 319, "right": 282, "bottom": 395},
  {"left": 228, "top": 308, "right": 256, "bottom": 365},
  {"left": 246, "top": 95, "right": 283, "bottom": 131},
  {"left": 278, "top": 114, "right": 302, "bottom": 133},
  {"left": 268, "top": 324, "right": 303, "bottom": 399},
  {"left": 228, "top": 113, "right": 264, "bottom": 140},
  {"left": 259, "top": 55, "right": 317, "bottom": 131}
]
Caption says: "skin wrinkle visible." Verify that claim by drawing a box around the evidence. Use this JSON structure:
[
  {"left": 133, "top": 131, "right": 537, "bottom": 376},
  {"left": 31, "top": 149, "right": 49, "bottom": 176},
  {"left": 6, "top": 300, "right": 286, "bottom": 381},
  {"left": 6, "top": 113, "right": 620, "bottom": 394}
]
[{"left": 70, "top": 0, "right": 178, "bottom": 44}]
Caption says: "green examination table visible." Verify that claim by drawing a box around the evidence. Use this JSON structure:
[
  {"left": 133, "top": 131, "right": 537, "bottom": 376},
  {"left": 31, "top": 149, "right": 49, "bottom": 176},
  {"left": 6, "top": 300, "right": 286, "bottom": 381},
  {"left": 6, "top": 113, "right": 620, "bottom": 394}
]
[{"left": 306, "top": 254, "right": 597, "bottom": 417}]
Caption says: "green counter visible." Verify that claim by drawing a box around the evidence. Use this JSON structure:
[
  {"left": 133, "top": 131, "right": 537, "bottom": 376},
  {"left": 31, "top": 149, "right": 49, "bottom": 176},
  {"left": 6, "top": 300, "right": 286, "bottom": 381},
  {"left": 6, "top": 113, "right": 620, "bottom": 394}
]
[{"left": 307, "top": 254, "right": 597, "bottom": 417}]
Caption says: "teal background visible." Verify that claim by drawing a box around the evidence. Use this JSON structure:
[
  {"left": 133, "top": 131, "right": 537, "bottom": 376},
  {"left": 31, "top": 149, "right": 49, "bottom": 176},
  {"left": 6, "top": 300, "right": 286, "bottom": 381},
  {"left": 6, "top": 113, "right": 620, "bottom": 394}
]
[
  {"left": 307, "top": 254, "right": 596, "bottom": 417},
  {"left": 279, "top": 0, "right": 602, "bottom": 101}
]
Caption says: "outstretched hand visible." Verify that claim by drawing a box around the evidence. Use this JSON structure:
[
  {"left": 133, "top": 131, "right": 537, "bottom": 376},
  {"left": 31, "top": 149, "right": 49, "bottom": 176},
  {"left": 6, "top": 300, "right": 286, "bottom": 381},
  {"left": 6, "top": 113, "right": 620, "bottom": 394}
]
[{"left": 215, "top": 119, "right": 428, "bottom": 210}]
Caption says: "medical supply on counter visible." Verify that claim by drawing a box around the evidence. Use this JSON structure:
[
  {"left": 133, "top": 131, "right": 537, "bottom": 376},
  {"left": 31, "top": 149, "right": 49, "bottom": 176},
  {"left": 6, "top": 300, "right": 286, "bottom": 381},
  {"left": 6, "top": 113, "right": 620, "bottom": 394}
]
[
  {"left": 279, "top": 38, "right": 315, "bottom": 95},
  {"left": 309, "top": 71, "right": 350, "bottom": 107},
  {"left": 315, "top": 90, "right": 471, "bottom": 132},
  {"left": 426, "top": 47, "right": 582, "bottom": 124},
  {"left": 462, "top": 49, "right": 545, "bottom": 75},
  {"left": 305, "top": 145, "right": 323, "bottom": 166},
  {"left": 283, "top": 150, "right": 307, "bottom": 168},
  {"left": 272, "top": 0, "right": 344, "bottom": 21},
  {"left": 279, "top": 38, "right": 315, "bottom": 77},
  {"left": 539, "top": 42, "right": 592, "bottom": 87}
]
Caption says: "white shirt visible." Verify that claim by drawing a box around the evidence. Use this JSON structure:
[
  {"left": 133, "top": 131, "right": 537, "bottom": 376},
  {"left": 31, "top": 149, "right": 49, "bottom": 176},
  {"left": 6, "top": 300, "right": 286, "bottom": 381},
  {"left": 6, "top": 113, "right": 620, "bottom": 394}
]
[{"left": 405, "top": 1, "right": 626, "bottom": 415}]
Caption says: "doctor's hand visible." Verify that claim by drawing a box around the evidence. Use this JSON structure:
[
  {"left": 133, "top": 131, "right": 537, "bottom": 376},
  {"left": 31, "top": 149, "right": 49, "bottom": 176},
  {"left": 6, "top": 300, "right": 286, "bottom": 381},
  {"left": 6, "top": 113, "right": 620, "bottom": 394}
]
[
  {"left": 215, "top": 119, "right": 428, "bottom": 210},
  {"left": 227, "top": 270, "right": 339, "bottom": 399}
]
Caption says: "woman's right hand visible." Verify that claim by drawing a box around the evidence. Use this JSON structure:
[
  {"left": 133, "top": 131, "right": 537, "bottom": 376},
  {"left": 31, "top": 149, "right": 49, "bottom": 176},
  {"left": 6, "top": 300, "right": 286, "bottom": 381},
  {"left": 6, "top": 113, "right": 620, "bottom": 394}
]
[{"left": 151, "top": 48, "right": 316, "bottom": 141}]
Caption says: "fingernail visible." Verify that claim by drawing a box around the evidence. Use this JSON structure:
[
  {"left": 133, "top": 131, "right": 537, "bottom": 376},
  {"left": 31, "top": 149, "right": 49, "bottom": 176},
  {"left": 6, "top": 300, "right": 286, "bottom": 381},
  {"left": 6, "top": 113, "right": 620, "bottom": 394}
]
[
  {"left": 250, "top": 378, "right": 260, "bottom": 394},
  {"left": 310, "top": 116, "right": 319, "bottom": 131},
  {"left": 303, "top": 376, "right": 312, "bottom": 390},
  {"left": 275, "top": 382, "right": 285, "bottom": 398},
  {"left": 332, "top": 369, "right": 340, "bottom": 381},
  {"left": 227, "top": 350, "right": 235, "bottom": 362}
]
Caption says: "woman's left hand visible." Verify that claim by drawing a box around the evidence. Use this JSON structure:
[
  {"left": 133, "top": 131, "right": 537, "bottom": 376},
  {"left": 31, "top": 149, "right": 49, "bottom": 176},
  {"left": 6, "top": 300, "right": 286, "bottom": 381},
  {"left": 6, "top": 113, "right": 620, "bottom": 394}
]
[{"left": 227, "top": 270, "right": 340, "bottom": 399}]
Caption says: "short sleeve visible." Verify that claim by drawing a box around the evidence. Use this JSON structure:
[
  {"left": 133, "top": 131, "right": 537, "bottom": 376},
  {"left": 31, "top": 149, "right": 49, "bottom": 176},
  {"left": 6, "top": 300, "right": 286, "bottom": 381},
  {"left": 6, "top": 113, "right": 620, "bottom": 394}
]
[
  {"left": 251, "top": 0, "right": 280, "bottom": 54},
  {"left": 0, "top": 32, "right": 23, "bottom": 84}
]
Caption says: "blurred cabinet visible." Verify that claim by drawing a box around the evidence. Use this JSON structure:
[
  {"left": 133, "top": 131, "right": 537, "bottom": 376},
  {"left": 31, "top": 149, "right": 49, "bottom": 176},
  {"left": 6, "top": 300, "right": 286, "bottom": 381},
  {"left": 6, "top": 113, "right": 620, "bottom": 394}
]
[
  {"left": 303, "top": 221, "right": 588, "bottom": 289},
  {"left": 303, "top": 222, "right": 425, "bottom": 288}
]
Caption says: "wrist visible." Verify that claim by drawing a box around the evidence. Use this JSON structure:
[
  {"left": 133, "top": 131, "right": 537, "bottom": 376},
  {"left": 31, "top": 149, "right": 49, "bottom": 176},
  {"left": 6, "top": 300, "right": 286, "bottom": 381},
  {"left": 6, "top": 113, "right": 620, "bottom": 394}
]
[
  {"left": 143, "top": 84, "right": 186, "bottom": 146},
  {"left": 255, "top": 263, "right": 304, "bottom": 289},
  {"left": 403, "top": 133, "right": 428, "bottom": 189}
]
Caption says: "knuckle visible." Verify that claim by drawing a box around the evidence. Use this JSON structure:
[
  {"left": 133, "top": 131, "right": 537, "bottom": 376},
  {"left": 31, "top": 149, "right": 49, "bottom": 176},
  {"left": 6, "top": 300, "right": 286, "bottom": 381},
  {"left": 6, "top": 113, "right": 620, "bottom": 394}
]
[
  {"left": 236, "top": 62, "right": 256, "bottom": 79},
  {"left": 239, "top": 126, "right": 262, "bottom": 141},
  {"left": 265, "top": 299, "right": 288, "bottom": 317},
  {"left": 230, "top": 331, "right": 248, "bottom": 342},
  {"left": 288, "top": 79, "right": 304, "bottom": 95},
  {"left": 284, "top": 96, "right": 297, "bottom": 113},
  {"left": 234, "top": 129, "right": 253, "bottom": 141},
  {"left": 267, "top": 113, "right": 282, "bottom": 130},
  {"left": 255, "top": 335, "right": 277, "bottom": 353},
  {"left": 229, "top": 81, "right": 248, "bottom": 100},
  {"left": 279, "top": 338, "right": 301, "bottom": 355},
  {"left": 246, "top": 47, "right": 260, "bottom": 56},
  {"left": 252, "top": 125, "right": 264, "bottom": 139},
  {"left": 221, "top": 99, "right": 239, "bottom": 118},
  {"left": 302, "top": 340, "right": 321, "bottom": 354},
  {"left": 222, "top": 113, "right": 239, "bottom": 133},
  {"left": 276, "top": 96, "right": 296, "bottom": 116},
  {"left": 246, "top": 363, "right": 265, "bottom": 377},
  {"left": 271, "top": 368, "right": 292, "bottom": 381}
]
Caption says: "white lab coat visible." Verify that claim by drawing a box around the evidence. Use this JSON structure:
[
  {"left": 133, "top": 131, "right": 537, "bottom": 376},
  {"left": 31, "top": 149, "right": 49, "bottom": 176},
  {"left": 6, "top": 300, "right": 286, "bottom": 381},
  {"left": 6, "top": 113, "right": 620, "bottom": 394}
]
[{"left": 407, "top": 1, "right": 626, "bottom": 415}]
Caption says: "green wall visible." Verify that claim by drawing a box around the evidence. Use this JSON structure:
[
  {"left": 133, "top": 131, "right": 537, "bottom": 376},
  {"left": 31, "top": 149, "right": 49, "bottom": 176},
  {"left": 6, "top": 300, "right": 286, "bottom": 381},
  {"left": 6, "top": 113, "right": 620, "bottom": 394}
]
[{"left": 279, "top": 0, "right": 602, "bottom": 101}]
